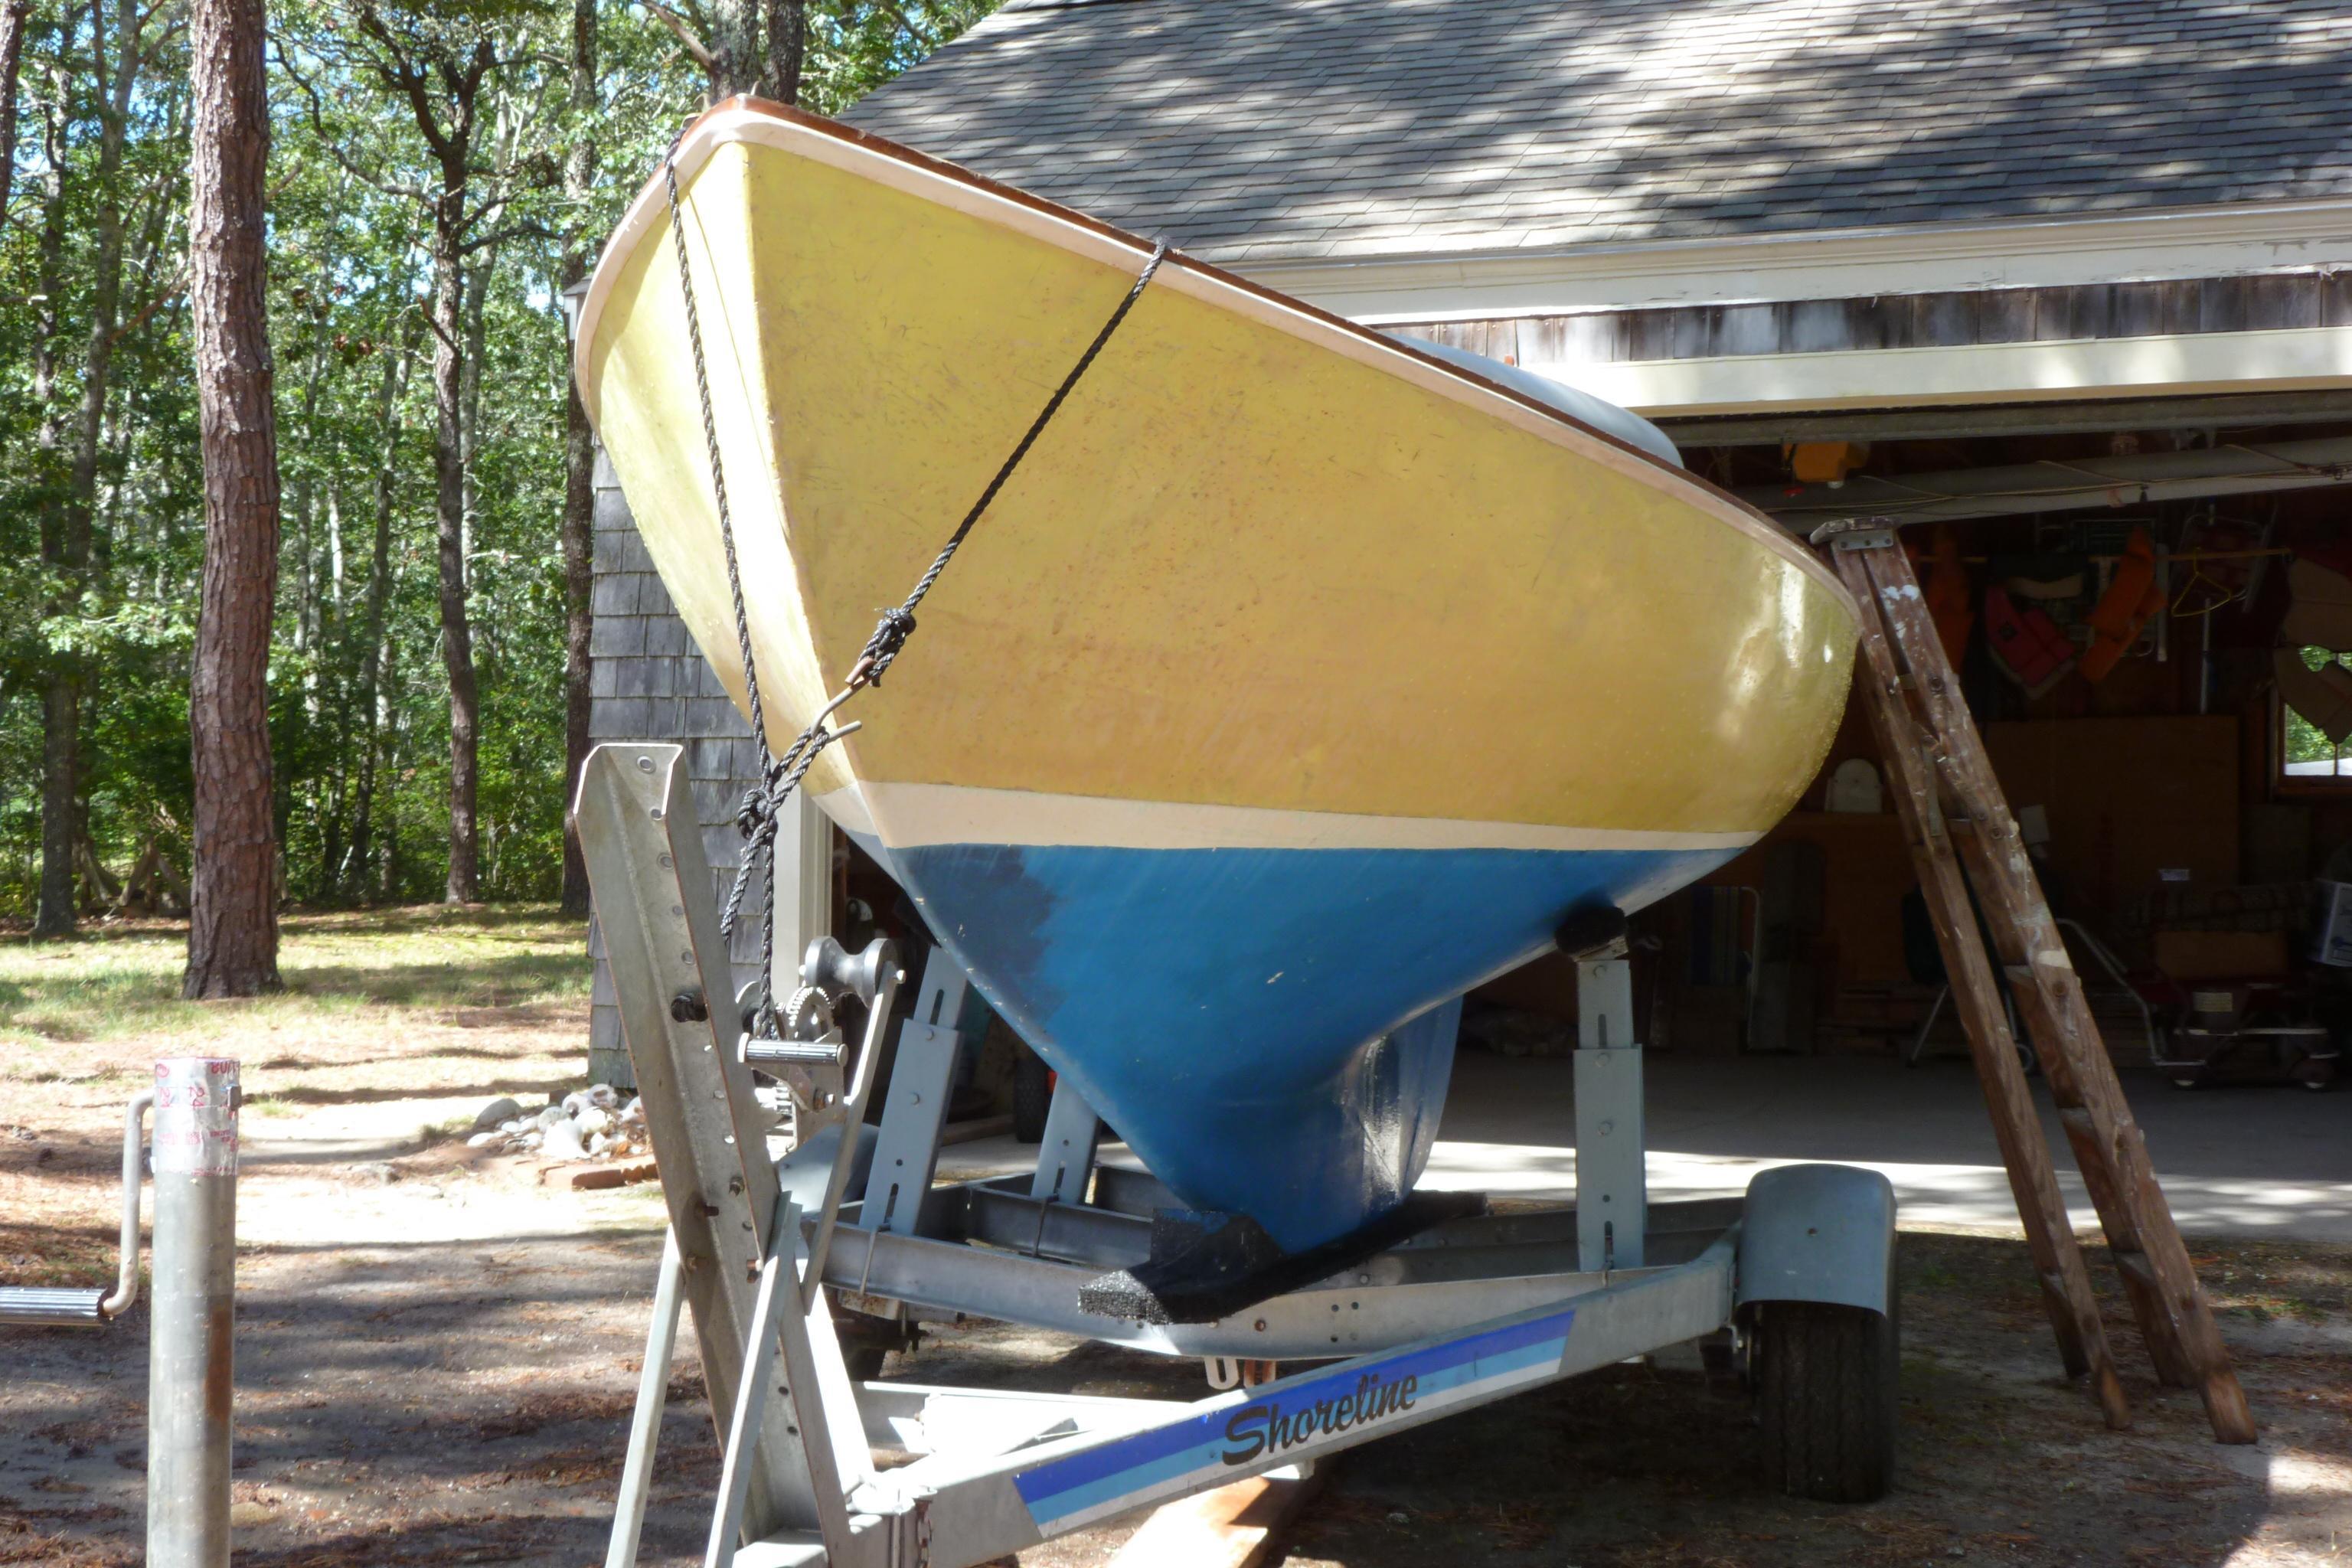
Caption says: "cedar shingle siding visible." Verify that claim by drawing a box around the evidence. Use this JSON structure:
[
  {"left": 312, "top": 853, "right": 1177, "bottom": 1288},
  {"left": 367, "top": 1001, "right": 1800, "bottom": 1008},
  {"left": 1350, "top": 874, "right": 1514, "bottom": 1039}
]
[{"left": 586, "top": 446, "right": 763, "bottom": 1085}]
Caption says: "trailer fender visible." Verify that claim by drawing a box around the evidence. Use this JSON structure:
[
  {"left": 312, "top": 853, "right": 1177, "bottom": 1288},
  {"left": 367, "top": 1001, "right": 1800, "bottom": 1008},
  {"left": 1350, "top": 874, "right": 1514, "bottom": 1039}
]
[{"left": 1736, "top": 1163, "right": 1897, "bottom": 1318}]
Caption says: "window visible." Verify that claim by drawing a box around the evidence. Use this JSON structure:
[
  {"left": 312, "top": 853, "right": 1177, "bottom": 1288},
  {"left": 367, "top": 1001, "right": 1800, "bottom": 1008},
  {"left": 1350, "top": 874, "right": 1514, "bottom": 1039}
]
[{"left": 2279, "top": 645, "right": 2352, "bottom": 785}]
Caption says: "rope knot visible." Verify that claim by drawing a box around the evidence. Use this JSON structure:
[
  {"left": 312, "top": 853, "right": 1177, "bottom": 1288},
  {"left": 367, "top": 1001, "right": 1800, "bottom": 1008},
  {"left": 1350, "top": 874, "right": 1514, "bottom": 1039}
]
[
  {"left": 735, "top": 782, "right": 777, "bottom": 841},
  {"left": 858, "top": 605, "right": 919, "bottom": 685}
]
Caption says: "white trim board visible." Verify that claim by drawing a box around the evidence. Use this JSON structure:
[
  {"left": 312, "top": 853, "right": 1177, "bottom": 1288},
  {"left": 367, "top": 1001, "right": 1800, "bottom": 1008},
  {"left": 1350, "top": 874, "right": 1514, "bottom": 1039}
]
[
  {"left": 1547, "top": 323, "right": 2352, "bottom": 420},
  {"left": 1240, "top": 199, "right": 2352, "bottom": 322},
  {"left": 814, "top": 782, "right": 1759, "bottom": 855}
]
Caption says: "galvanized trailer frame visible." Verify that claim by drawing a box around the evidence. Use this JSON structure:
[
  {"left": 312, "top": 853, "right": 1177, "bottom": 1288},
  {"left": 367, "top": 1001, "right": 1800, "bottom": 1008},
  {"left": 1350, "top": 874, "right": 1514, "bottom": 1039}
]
[{"left": 579, "top": 743, "right": 1898, "bottom": 1568}]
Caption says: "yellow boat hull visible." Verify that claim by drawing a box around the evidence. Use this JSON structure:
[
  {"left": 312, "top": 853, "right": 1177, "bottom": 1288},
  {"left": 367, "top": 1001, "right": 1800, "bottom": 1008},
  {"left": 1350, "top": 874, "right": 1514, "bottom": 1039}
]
[{"left": 578, "top": 102, "right": 1858, "bottom": 1250}]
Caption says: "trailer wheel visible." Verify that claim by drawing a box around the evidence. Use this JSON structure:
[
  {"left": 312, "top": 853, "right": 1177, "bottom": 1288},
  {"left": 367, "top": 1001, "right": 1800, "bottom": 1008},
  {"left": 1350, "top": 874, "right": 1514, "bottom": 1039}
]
[
  {"left": 1753, "top": 1296, "right": 1898, "bottom": 1504},
  {"left": 1013, "top": 1044, "right": 1052, "bottom": 1144}
]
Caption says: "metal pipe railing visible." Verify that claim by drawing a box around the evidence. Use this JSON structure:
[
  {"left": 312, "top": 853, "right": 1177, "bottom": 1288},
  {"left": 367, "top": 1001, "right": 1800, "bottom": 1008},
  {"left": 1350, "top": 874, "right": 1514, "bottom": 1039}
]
[{"left": 0, "top": 1087, "right": 152, "bottom": 1328}]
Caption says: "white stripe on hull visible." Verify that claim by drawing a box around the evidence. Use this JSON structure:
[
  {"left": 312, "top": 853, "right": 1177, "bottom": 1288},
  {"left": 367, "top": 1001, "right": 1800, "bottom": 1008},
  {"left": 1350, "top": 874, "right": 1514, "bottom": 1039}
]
[{"left": 815, "top": 781, "right": 1760, "bottom": 856}]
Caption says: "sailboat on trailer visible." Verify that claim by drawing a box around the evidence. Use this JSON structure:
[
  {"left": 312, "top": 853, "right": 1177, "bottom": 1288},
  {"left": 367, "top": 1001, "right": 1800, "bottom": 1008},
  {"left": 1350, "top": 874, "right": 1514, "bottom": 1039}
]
[{"left": 574, "top": 100, "right": 1858, "bottom": 1256}]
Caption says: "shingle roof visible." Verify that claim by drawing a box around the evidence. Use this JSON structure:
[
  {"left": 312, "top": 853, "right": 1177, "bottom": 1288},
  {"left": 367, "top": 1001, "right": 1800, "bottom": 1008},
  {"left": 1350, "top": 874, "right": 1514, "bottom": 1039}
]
[{"left": 840, "top": 0, "right": 2352, "bottom": 264}]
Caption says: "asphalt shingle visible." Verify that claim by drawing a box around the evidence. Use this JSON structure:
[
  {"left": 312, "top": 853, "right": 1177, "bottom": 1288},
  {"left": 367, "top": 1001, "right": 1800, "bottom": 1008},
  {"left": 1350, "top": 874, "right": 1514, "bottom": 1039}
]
[{"left": 840, "top": 0, "right": 2352, "bottom": 262}]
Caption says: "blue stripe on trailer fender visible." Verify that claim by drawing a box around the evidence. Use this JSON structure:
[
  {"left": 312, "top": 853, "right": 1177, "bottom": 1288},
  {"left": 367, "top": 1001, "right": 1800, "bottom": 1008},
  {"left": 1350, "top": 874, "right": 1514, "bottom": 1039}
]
[{"left": 1012, "top": 1306, "right": 1577, "bottom": 1532}]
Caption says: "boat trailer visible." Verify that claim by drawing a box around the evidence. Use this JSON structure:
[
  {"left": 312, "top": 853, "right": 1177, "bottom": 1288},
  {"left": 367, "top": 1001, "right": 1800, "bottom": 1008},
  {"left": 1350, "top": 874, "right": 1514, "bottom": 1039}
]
[{"left": 579, "top": 740, "right": 1900, "bottom": 1568}]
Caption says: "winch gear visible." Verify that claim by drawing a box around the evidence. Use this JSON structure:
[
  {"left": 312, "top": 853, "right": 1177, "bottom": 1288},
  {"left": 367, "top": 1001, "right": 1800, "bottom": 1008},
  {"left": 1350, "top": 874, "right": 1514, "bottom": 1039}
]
[{"left": 782, "top": 985, "right": 836, "bottom": 1043}]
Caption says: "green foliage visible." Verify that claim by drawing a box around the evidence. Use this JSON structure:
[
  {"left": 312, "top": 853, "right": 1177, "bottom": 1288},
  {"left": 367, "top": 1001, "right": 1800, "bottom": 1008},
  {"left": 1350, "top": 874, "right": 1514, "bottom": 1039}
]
[
  {"left": 0, "top": 0, "right": 998, "bottom": 916},
  {"left": 2283, "top": 645, "right": 2350, "bottom": 770}
]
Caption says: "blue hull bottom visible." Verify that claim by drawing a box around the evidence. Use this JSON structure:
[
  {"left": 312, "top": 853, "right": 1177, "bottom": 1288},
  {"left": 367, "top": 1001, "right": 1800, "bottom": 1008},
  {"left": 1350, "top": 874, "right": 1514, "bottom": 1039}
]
[{"left": 865, "top": 839, "right": 1737, "bottom": 1252}]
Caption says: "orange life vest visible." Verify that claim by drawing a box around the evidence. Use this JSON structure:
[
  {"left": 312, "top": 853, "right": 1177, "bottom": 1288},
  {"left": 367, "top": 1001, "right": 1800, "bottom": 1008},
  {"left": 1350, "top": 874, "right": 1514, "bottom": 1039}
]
[
  {"left": 1984, "top": 586, "right": 2075, "bottom": 697},
  {"left": 2079, "top": 528, "right": 2163, "bottom": 683}
]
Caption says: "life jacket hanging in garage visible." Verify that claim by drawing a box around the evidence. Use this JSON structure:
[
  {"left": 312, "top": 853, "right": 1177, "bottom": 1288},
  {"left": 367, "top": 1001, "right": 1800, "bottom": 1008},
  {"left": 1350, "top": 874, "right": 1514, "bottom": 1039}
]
[
  {"left": 1984, "top": 586, "right": 2075, "bottom": 697},
  {"left": 2079, "top": 527, "right": 2164, "bottom": 683},
  {"left": 1912, "top": 526, "right": 1974, "bottom": 666}
]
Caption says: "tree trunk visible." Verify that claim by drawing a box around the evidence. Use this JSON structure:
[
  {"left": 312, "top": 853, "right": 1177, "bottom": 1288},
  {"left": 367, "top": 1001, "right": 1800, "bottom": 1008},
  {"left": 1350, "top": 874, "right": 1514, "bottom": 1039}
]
[
  {"left": 707, "top": 0, "right": 802, "bottom": 99},
  {"left": 30, "top": 83, "right": 70, "bottom": 935},
  {"left": 348, "top": 326, "right": 411, "bottom": 900},
  {"left": 458, "top": 244, "right": 493, "bottom": 555},
  {"left": 557, "top": 0, "right": 596, "bottom": 916},
  {"left": 183, "top": 0, "right": 282, "bottom": 998},
  {"left": 34, "top": 679, "right": 77, "bottom": 934},
  {"left": 0, "top": 0, "right": 28, "bottom": 234},
  {"left": 708, "top": 0, "right": 758, "bottom": 96},
  {"left": 431, "top": 213, "right": 480, "bottom": 903},
  {"left": 288, "top": 338, "right": 329, "bottom": 724},
  {"left": 42, "top": 0, "right": 144, "bottom": 935},
  {"left": 765, "top": 0, "right": 804, "bottom": 104}
]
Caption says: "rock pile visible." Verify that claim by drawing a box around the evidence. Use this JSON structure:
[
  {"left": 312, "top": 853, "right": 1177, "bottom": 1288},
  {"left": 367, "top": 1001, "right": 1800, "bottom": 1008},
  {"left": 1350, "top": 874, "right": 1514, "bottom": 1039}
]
[{"left": 466, "top": 1086, "right": 650, "bottom": 1162}]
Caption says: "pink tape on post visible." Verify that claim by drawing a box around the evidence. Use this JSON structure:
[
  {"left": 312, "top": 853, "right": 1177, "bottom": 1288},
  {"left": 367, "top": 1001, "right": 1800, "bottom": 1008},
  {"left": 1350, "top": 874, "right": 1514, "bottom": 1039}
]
[{"left": 152, "top": 1057, "right": 240, "bottom": 1178}]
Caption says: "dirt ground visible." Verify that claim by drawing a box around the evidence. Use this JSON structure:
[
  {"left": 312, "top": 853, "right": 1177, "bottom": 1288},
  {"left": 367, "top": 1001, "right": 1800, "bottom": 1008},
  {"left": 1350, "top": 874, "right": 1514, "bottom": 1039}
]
[{"left": 3, "top": 910, "right": 2350, "bottom": 1567}]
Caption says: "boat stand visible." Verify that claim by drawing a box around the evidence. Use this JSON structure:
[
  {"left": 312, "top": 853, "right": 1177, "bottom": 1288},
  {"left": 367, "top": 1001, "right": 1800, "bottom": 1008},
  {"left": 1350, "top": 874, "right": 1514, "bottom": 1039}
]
[{"left": 577, "top": 742, "right": 1903, "bottom": 1568}]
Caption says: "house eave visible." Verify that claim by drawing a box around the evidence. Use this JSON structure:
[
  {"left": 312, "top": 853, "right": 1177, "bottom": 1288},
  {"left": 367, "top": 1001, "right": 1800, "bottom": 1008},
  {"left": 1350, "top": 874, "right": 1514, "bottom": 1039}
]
[{"left": 1235, "top": 197, "right": 2352, "bottom": 322}]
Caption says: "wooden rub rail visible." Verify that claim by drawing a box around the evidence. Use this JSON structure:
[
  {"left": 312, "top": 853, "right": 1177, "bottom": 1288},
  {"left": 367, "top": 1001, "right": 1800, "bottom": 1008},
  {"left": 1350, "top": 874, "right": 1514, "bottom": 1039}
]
[{"left": 1821, "top": 521, "right": 2257, "bottom": 1446}]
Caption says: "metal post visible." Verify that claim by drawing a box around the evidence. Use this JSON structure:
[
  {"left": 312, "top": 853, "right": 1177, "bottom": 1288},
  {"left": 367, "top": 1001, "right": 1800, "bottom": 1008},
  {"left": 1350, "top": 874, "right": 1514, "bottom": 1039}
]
[
  {"left": 1029, "top": 1083, "right": 1102, "bottom": 1207},
  {"left": 575, "top": 743, "right": 870, "bottom": 1547},
  {"left": 1574, "top": 959, "right": 1645, "bottom": 1272},
  {"left": 148, "top": 1057, "right": 238, "bottom": 1568},
  {"left": 606, "top": 1230, "right": 688, "bottom": 1568},
  {"left": 859, "top": 947, "right": 978, "bottom": 1236}
]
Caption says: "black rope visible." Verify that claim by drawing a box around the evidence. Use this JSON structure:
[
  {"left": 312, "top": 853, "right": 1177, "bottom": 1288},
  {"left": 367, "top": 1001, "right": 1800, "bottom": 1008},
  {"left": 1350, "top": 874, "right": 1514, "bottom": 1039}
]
[
  {"left": 663, "top": 157, "right": 770, "bottom": 753},
  {"left": 851, "top": 237, "right": 1168, "bottom": 689},
  {"left": 660, "top": 149, "right": 1166, "bottom": 1034}
]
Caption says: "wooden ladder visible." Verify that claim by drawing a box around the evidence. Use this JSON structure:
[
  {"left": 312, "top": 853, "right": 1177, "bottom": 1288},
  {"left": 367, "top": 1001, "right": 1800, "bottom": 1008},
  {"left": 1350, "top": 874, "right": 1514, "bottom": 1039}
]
[{"left": 1824, "top": 522, "right": 2256, "bottom": 1446}]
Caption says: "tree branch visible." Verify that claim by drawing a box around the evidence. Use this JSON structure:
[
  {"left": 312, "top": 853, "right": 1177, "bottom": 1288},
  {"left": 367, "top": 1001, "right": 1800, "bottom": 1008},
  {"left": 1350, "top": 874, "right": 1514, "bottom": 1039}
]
[
  {"left": 415, "top": 295, "right": 457, "bottom": 353},
  {"left": 351, "top": 1, "right": 457, "bottom": 164},
  {"left": 873, "top": 0, "right": 933, "bottom": 49},
  {"left": 458, "top": 217, "right": 550, "bottom": 253},
  {"left": 109, "top": 260, "right": 187, "bottom": 344},
  {"left": 638, "top": 0, "right": 714, "bottom": 70},
  {"left": 275, "top": 46, "right": 433, "bottom": 203}
]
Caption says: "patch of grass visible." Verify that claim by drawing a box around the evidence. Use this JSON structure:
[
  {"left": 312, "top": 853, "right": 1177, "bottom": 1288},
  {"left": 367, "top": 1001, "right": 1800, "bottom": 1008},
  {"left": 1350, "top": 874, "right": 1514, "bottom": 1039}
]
[
  {"left": 2197, "top": 1240, "right": 2352, "bottom": 1325},
  {"left": 0, "top": 905, "right": 590, "bottom": 1060}
]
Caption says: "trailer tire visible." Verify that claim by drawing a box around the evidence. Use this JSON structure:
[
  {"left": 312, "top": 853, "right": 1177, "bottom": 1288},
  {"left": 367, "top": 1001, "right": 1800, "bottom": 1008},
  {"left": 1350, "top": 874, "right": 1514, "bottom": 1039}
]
[
  {"left": 1753, "top": 1296, "right": 1897, "bottom": 1504},
  {"left": 1013, "top": 1045, "right": 1051, "bottom": 1144}
]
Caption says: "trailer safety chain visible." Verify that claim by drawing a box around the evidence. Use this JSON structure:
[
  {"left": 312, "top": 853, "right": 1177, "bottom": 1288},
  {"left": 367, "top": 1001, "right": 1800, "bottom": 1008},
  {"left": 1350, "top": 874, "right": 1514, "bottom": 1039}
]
[{"left": 660, "top": 146, "right": 1168, "bottom": 1035}]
